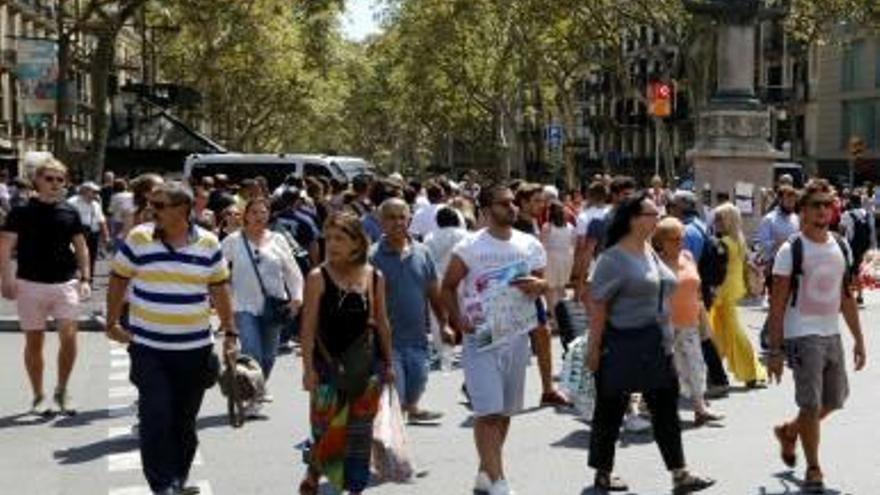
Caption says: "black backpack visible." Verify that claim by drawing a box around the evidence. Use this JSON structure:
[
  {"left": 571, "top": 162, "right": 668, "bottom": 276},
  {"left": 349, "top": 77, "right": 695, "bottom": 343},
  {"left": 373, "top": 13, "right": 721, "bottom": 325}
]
[
  {"left": 787, "top": 233, "right": 852, "bottom": 307},
  {"left": 271, "top": 222, "right": 312, "bottom": 276},
  {"left": 846, "top": 210, "right": 871, "bottom": 260},
  {"left": 694, "top": 223, "right": 729, "bottom": 306}
]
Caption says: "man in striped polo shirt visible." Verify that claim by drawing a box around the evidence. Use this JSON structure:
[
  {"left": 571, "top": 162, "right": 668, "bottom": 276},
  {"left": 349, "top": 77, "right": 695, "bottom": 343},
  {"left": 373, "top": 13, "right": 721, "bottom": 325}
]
[{"left": 106, "top": 182, "right": 236, "bottom": 495}]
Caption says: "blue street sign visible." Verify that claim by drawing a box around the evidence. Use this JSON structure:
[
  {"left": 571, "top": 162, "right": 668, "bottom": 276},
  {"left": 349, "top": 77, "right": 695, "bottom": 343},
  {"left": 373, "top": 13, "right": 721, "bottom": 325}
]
[{"left": 546, "top": 125, "right": 563, "bottom": 149}]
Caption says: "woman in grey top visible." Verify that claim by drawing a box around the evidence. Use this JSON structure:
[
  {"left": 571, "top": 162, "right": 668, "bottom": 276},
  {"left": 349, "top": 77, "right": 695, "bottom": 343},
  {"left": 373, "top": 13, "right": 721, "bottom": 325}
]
[{"left": 585, "top": 193, "right": 714, "bottom": 493}]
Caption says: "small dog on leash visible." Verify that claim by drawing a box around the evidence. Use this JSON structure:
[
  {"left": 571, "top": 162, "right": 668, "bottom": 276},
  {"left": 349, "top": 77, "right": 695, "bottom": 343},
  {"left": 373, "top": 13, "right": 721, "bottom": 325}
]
[{"left": 218, "top": 352, "right": 265, "bottom": 428}]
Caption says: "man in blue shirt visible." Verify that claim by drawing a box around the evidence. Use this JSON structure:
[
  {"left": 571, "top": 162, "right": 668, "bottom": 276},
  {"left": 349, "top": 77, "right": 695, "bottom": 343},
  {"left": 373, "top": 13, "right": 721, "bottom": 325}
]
[{"left": 370, "top": 198, "right": 453, "bottom": 422}]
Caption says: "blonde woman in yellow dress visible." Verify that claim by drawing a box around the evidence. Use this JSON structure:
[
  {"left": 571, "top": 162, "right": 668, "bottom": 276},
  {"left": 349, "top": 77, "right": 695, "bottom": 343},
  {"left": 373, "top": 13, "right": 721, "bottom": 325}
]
[{"left": 709, "top": 204, "right": 767, "bottom": 386}]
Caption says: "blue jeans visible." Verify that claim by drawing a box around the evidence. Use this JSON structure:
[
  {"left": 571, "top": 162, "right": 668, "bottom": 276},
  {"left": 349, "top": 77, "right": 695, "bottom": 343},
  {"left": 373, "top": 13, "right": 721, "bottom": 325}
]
[
  {"left": 392, "top": 345, "right": 429, "bottom": 408},
  {"left": 235, "top": 312, "right": 281, "bottom": 379}
]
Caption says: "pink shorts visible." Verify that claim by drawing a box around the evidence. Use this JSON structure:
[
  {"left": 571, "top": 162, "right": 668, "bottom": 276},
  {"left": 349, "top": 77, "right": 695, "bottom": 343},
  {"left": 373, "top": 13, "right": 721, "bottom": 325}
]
[{"left": 16, "top": 279, "right": 79, "bottom": 331}]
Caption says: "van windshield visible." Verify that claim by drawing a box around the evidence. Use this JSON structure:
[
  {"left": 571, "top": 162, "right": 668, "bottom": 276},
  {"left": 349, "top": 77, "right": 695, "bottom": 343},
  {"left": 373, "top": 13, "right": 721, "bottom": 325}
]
[{"left": 190, "top": 162, "right": 295, "bottom": 189}]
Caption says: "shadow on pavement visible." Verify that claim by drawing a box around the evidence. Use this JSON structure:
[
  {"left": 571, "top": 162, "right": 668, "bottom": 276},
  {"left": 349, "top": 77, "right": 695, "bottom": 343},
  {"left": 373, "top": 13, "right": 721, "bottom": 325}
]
[
  {"left": 551, "top": 428, "right": 590, "bottom": 449},
  {"left": 0, "top": 411, "right": 53, "bottom": 429},
  {"left": 52, "top": 408, "right": 114, "bottom": 428},
  {"left": 754, "top": 470, "right": 843, "bottom": 495},
  {"left": 196, "top": 413, "right": 268, "bottom": 431},
  {"left": 53, "top": 435, "right": 138, "bottom": 465}
]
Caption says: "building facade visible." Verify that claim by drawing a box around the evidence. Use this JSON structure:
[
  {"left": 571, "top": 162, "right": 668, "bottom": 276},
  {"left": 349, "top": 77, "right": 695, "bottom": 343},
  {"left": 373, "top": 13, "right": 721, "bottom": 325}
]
[{"left": 0, "top": 0, "right": 144, "bottom": 177}]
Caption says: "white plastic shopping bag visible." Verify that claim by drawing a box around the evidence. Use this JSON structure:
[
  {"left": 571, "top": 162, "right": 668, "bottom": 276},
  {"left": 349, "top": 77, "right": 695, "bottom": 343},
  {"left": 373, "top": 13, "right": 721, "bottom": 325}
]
[
  {"left": 372, "top": 385, "right": 414, "bottom": 482},
  {"left": 561, "top": 336, "right": 596, "bottom": 422}
]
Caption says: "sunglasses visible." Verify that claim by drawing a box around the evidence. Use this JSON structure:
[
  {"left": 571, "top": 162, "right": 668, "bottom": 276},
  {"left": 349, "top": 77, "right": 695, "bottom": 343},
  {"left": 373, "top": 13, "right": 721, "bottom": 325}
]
[
  {"left": 40, "top": 175, "right": 65, "bottom": 184},
  {"left": 150, "top": 200, "right": 181, "bottom": 211}
]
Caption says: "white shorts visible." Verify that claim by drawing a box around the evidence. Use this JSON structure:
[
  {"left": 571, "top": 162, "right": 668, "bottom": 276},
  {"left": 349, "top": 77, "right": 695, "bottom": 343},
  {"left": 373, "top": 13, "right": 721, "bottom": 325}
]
[{"left": 462, "top": 332, "right": 530, "bottom": 417}]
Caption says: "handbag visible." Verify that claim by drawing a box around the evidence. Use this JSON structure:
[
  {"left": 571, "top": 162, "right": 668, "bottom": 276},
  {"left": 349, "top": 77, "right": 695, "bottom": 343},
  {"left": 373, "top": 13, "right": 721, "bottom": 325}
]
[
  {"left": 243, "top": 235, "right": 294, "bottom": 329},
  {"left": 597, "top": 252, "right": 676, "bottom": 396},
  {"left": 315, "top": 269, "right": 379, "bottom": 398}
]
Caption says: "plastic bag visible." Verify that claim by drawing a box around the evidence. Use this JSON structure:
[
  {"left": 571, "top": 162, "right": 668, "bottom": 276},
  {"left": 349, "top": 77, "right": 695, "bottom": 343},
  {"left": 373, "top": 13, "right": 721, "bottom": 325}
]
[
  {"left": 560, "top": 336, "right": 596, "bottom": 422},
  {"left": 372, "top": 385, "right": 414, "bottom": 482}
]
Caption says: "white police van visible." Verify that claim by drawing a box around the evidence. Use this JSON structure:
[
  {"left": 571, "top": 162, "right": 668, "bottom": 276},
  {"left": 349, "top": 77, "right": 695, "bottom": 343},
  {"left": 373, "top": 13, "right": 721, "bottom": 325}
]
[{"left": 183, "top": 153, "right": 372, "bottom": 188}]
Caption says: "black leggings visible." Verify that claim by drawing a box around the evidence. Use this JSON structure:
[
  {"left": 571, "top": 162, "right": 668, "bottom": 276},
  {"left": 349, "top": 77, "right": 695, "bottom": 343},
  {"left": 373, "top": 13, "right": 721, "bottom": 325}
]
[{"left": 588, "top": 385, "right": 686, "bottom": 473}]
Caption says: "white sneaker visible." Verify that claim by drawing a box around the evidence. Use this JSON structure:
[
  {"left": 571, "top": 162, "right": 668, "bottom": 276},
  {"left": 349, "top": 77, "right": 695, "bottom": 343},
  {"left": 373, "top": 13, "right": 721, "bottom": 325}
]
[
  {"left": 488, "top": 479, "right": 515, "bottom": 495},
  {"left": 623, "top": 413, "right": 652, "bottom": 433},
  {"left": 474, "top": 471, "right": 492, "bottom": 493}
]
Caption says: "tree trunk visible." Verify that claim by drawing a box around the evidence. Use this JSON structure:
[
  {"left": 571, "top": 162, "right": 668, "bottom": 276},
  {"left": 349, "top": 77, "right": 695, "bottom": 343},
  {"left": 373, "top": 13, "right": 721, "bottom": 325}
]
[
  {"left": 84, "top": 27, "right": 117, "bottom": 180},
  {"left": 556, "top": 92, "right": 579, "bottom": 191}
]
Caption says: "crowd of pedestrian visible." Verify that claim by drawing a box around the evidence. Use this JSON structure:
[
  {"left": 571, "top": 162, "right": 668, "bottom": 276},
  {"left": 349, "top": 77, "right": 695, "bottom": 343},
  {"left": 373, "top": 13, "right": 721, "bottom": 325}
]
[{"left": 0, "top": 156, "right": 872, "bottom": 494}]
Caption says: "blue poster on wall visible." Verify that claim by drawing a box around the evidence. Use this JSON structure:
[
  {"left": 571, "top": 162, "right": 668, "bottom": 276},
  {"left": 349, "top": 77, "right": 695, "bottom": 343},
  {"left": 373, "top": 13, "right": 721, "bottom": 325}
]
[{"left": 14, "top": 39, "right": 58, "bottom": 127}]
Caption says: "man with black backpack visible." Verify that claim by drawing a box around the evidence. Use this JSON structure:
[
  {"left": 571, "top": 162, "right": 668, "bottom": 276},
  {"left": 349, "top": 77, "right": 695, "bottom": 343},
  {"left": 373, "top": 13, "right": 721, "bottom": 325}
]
[
  {"left": 839, "top": 193, "right": 874, "bottom": 305},
  {"left": 668, "top": 191, "right": 731, "bottom": 398},
  {"left": 768, "top": 179, "right": 866, "bottom": 494}
]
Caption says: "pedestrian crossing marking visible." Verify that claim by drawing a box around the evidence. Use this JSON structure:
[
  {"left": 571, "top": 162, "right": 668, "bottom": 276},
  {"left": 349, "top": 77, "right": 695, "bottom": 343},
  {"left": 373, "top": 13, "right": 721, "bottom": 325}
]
[
  {"left": 107, "top": 426, "right": 135, "bottom": 440},
  {"left": 109, "top": 385, "right": 137, "bottom": 399},
  {"left": 107, "top": 451, "right": 140, "bottom": 472},
  {"left": 111, "top": 359, "right": 130, "bottom": 369},
  {"left": 108, "top": 450, "right": 202, "bottom": 472},
  {"left": 109, "top": 371, "right": 129, "bottom": 382},
  {"left": 108, "top": 480, "right": 212, "bottom": 495},
  {"left": 107, "top": 403, "right": 136, "bottom": 418}
]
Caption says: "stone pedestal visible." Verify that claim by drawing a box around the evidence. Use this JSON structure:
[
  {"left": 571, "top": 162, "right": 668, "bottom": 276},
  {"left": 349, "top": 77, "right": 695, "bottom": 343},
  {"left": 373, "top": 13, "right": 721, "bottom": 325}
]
[{"left": 687, "top": 107, "right": 786, "bottom": 235}]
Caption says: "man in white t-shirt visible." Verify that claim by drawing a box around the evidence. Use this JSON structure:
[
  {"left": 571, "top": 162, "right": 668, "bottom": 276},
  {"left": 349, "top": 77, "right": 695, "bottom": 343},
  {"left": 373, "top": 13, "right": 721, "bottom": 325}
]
[
  {"left": 67, "top": 182, "right": 108, "bottom": 285},
  {"left": 442, "top": 183, "right": 547, "bottom": 495},
  {"left": 768, "top": 179, "right": 866, "bottom": 493}
]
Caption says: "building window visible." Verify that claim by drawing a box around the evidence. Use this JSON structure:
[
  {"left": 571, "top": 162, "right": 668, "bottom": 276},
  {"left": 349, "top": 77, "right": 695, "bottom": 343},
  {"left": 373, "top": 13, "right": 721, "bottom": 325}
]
[
  {"left": 841, "top": 99, "right": 878, "bottom": 150},
  {"left": 842, "top": 40, "right": 866, "bottom": 91}
]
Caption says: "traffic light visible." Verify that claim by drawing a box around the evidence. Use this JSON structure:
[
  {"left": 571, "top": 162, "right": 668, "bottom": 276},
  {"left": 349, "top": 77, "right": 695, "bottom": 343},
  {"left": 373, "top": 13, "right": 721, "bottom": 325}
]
[{"left": 648, "top": 81, "right": 672, "bottom": 118}]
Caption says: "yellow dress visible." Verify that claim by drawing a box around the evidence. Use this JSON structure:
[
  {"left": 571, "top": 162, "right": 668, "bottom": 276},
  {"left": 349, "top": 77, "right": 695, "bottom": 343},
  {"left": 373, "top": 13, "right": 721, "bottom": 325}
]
[{"left": 709, "top": 236, "right": 767, "bottom": 383}]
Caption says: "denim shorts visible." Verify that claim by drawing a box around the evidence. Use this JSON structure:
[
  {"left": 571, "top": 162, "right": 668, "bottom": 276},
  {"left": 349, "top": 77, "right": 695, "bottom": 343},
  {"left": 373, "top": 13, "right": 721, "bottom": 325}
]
[{"left": 392, "top": 345, "right": 430, "bottom": 406}]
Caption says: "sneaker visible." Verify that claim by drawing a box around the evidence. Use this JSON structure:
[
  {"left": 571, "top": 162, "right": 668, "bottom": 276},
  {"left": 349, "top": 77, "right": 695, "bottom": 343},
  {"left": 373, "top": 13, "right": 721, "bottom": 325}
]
[
  {"left": 623, "top": 413, "right": 652, "bottom": 433},
  {"left": 488, "top": 479, "right": 515, "bottom": 495},
  {"left": 474, "top": 471, "right": 492, "bottom": 493},
  {"left": 53, "top": 388, "right": 77, "bottom": 416},
  {"left": 407, "top": 409, "right": 443, "bottom": 423},
  {"left": 31, "top": 395, "right": 51, "bottom": 416},
  {"left": 540, "top": 389, "right": 572, "bottom": 407}
]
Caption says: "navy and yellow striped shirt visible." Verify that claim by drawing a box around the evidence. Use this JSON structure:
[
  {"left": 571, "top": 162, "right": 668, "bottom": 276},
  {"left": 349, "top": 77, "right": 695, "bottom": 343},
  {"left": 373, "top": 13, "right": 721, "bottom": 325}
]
[{"left": 111, "top": 223, "right": 229, "bottom": 351}]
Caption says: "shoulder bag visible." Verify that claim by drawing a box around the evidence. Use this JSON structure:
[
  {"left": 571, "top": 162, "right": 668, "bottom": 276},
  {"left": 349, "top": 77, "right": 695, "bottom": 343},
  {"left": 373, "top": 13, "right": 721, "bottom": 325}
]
[{"left": 243, "top": 235, "right": 294, "bottom": 329}]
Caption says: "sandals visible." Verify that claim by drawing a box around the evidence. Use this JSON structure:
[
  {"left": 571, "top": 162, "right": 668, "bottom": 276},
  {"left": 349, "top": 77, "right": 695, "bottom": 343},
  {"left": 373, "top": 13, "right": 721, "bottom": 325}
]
[
  {"left": 803, "top": 466, "right": 825, "bottom": 494},
  {"left": 673, "top": 471, "right": 716, "bottom": 494},
  {"left": 594, "top": 471, "right": 628, "bottom": 492},
  {"left": 694, "top": 409, "right": 725, "bottom": 427},
  {"left": 773, "top": 423, "right": 798, "bottom": 468}
]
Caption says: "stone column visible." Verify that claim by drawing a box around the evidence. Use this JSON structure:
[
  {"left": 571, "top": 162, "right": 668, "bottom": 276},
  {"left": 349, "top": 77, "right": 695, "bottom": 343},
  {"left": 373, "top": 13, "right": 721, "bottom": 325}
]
[{"left": 716, "top": 25, "right": 757, "bottom": 100}]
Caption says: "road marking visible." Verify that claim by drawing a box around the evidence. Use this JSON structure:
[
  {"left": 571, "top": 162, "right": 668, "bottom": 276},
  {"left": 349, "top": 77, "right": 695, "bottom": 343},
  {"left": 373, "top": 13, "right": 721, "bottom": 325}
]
[
  {"left": 108, "top": 480, "right": 212, "bottom": 495},
  {"left": 107, "top": 425, "right": 135, "bottom": 440},
  {"left": 107, "top": 403, "right": 136, "bottom": 418},
  {"left": 108, "top": 450, "right": 202, "bottom": 472},
  {"left": 110, "top": 348, "right": 128, "bottom": 357},
  {"left": 109, "top": 371, "right": 129, "bottom": 382},
  {"left": 110, "top": 359, "right": 129, "bottom": 369},
  {"left": 109, "top": 385, "right": 137, "bottom": 399},
  {"left": 107, "top": 451, "right": 141, "bottom": 472}
]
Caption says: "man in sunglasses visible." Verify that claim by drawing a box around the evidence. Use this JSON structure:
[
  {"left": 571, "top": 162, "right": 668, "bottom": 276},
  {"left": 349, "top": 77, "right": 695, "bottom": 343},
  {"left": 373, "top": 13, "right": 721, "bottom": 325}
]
[
  {"left": 767, "top": 179, "right": 867, "bottom": 493},
  {"left": 0, "top": 159, "right": 91, "bottom": 416},
  {"left": 106, "top": 182, "right": 236, "bottom": 495}
]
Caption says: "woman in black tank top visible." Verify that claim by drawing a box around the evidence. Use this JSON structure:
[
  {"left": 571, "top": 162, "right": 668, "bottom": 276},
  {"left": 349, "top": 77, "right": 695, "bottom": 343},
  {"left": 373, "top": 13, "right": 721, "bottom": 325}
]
[{"left": 298, "top": 213, "right": 393, "bottom": 495}]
